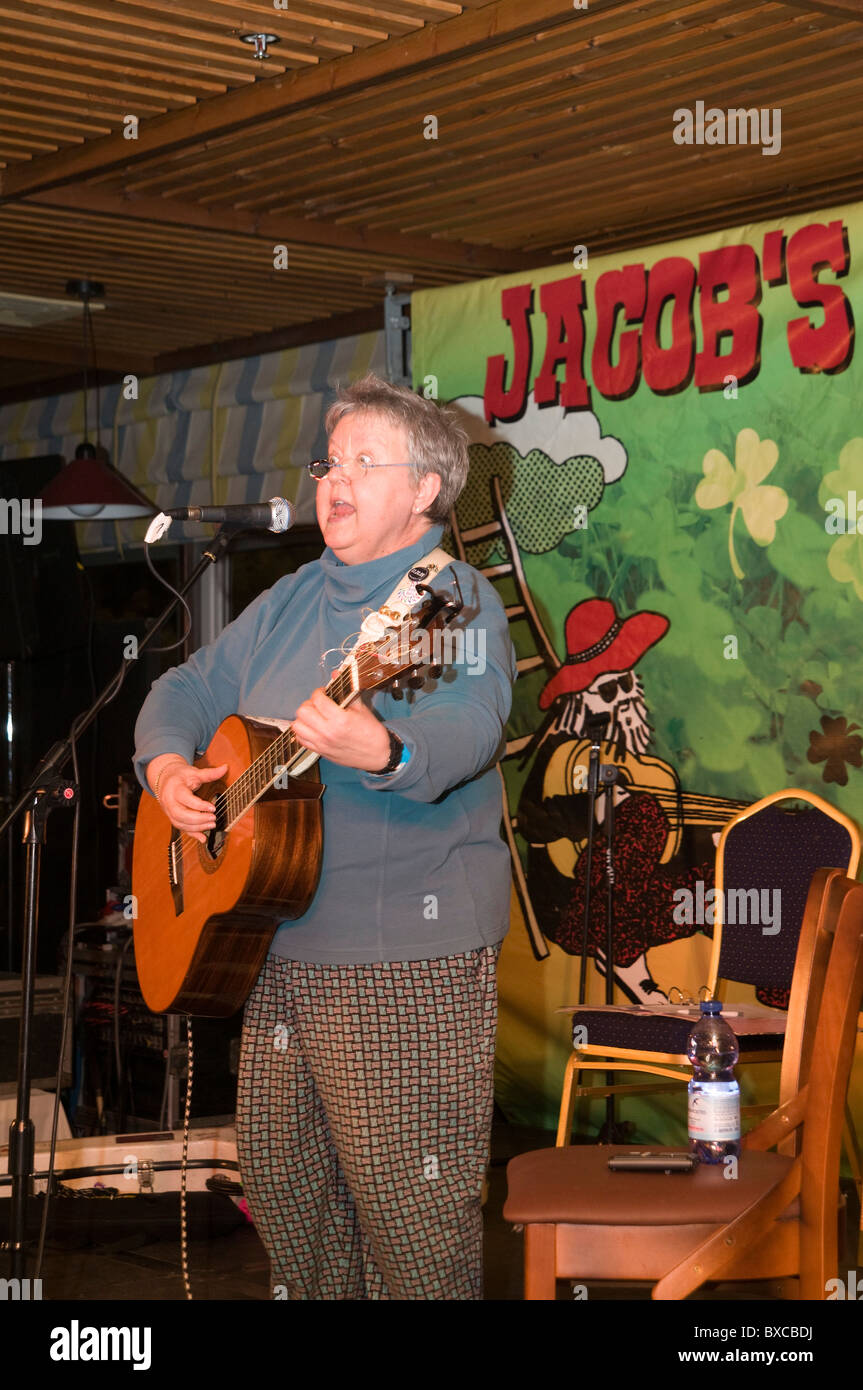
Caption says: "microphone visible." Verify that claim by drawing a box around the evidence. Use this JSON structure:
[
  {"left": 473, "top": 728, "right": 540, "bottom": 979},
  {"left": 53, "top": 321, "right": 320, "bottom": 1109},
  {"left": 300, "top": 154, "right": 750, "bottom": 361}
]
[
  {"left": 145, "top": 497, "right": 295, "bottom": 544},
  {"left": 583, "top": 711, "right": 609, "bottom": 797},
  {"left": 165, "top": 498, "right": 295, "bottom": 532},
  {"left": 583, "top": 711, "right": 610, "bottom": 742}
]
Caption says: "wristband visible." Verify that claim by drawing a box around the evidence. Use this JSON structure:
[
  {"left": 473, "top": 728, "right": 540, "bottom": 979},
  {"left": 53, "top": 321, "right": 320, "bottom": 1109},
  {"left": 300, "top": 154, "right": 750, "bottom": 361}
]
[
  {"left": 371, "top": 730, "right": 409, "bottom": 776},
  {"left": 152, "top": 758, "right": 185, "bottom": 800}
]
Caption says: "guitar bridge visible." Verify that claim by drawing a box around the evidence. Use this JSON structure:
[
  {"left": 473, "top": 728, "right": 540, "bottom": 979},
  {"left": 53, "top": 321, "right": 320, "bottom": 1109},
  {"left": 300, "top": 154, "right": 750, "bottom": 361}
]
[{"left": 168, "top": 827, "right": 184, "bottom": 917}]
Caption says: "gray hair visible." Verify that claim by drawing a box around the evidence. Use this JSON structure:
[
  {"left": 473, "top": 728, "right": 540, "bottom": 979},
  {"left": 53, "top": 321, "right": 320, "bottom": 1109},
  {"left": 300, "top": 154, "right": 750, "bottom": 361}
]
[{"left": 325, "top": 374, "right": 469, "bottom": 524}]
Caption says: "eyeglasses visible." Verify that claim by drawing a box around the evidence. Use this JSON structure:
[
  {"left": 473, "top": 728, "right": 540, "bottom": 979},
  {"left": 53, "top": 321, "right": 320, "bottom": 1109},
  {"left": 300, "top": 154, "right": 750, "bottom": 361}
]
[
  {"left": 594, "top": 673, "right": 634, "bottom": 703},
  {"left": 668, "top": 985, "right": 712, "bottom": 1007},
  {"left": 308, "top": 455, "right": 415, "bottom": 482}
]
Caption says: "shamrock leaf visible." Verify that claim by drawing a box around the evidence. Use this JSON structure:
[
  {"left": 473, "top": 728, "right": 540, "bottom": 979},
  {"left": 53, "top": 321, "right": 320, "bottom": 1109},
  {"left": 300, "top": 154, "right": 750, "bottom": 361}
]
[
  {"left": 807, "top": 714, "right": 863, "bottom": 787},
  {"left": 817, "top": 439, "right": 863, "bottom": 602},
  {"left": 826, "top": 532, "right": 863, "bottom": 602},
  {"left": 694, "top": 428, "right": 787, "bottom": 579},
  {"left": 739, "top": 484, "right": 787, "bottom": 546},
  {"left": 736, "top": 426, "right": 779, "bottom": 488},
  {"left": 696, "top": 450, "right": 736, "bottom": 510},
  {"left": 817, "top": 436, "right": 863, "bottom": 510}
]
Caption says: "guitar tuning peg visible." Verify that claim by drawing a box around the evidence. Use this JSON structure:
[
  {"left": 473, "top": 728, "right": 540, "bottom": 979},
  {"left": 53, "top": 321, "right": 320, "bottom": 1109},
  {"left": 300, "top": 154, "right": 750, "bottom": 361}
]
[
  {"left": 428, "top": 664, "right": 442, "bottom": 680},
  {"left": 390, "top": 679, "right": 404, "bottom": 700},
  {"left": 407, "top": 674, "right": 425, "bottom": 690}
]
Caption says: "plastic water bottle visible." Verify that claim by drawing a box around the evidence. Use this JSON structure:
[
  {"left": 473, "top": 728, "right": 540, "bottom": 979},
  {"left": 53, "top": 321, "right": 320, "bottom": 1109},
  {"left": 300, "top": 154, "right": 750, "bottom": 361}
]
[{"left": 686, "top": 1001, "right": 741, "bottom": 1164}]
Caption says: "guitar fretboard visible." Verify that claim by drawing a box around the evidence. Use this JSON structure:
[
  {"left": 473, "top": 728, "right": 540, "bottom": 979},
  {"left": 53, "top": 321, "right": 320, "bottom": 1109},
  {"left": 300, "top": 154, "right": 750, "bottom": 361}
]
[{"left": 222, "top": 662, "right": 356, "bottom": 829}]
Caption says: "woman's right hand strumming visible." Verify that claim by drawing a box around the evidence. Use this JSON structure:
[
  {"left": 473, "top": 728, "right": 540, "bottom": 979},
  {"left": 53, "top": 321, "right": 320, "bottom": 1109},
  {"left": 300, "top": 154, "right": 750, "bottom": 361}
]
[{"left": 147, "top": 754, "right": 228, "bottom": 843}]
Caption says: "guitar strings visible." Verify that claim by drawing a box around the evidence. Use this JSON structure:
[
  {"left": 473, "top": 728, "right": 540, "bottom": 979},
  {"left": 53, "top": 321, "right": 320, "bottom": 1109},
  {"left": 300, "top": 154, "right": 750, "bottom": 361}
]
[
  {"left": 172, "top": 664, "right": 354, "bottom": 865},
  {"left": 621, "top": 790, "right": 744, "bottom": 811}
]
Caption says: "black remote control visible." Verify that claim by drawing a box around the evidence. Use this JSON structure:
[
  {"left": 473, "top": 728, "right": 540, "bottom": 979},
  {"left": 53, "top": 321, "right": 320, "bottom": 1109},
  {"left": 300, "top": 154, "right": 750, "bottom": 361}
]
[{"left": 607, "top": 1150, "right": 698, "bottom": 1173}]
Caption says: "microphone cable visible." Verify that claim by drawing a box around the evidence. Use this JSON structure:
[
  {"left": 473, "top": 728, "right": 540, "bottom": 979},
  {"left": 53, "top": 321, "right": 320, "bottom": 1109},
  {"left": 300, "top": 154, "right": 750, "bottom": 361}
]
[{"left": 143, "top": 542, "right": 193, "bottom": 655}]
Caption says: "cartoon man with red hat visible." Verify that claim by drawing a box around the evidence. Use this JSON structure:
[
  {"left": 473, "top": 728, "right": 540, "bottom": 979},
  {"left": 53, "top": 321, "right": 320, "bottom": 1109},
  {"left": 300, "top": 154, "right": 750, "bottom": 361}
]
[{"left": 517, "top": 597, "right": 713, "bottom": 1003}]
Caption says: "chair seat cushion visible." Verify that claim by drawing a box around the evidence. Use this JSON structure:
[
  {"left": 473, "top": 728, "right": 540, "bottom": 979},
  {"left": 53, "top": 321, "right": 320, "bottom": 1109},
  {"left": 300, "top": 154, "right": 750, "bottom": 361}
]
[
  {"left": 503, "top": 1144, "right": 796, "bottom": 1226},
  {"left": 571, "top": 1008, "right": 782, "bottom": 1055}
]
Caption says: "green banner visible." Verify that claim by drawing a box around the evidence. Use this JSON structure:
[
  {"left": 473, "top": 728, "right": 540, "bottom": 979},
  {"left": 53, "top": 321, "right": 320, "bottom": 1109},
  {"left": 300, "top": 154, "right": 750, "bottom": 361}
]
[{"left": 413, "top": 200, "right": 863, "bottom": 1137}]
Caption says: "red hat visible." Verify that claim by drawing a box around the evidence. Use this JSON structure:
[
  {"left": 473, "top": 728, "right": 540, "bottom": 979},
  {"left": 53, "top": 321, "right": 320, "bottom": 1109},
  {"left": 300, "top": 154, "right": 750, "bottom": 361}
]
[{"left": 539, "top": 599, "right": 669, "bottom": 709}]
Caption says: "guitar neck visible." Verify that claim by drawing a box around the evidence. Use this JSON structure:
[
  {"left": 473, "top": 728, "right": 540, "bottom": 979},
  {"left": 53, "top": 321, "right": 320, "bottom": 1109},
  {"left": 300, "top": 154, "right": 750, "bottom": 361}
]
[
  {"left": 679, "top": 798, "right": 746, "bottom": 825},
  {"left": 224, "top": 662, "right": 358, "bottom": 828},
  {"left": 680, "top": 792, "right": 747, "bottom": 822},
  {"left": 643, "top": 790, "right": 747, "bottom": 825}
]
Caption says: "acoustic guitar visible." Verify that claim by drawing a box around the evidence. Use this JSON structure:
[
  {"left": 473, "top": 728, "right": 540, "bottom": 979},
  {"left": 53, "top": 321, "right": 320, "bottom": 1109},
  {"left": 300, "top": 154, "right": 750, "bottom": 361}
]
[{"left": 132, "top": 587, "right": 459, "bottom": 1018}]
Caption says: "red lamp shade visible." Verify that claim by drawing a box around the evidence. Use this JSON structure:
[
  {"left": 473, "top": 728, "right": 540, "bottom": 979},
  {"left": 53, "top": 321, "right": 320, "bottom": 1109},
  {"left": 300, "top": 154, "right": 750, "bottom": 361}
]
[{"left": 39, "top": 443, "right": 155, "bottom": 520}]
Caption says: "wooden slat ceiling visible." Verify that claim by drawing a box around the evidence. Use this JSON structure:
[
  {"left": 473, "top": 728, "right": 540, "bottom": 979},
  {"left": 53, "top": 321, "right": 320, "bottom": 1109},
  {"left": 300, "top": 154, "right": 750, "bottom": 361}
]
[{"left": 1, "top": 0, "right": 862, "bottom": 399}]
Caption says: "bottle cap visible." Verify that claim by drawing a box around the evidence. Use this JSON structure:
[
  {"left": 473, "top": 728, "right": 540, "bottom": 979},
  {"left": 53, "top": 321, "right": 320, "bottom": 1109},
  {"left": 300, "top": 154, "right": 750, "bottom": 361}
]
[{"left": 700, "top": 1000, "right": 722, "bottom": 1015}]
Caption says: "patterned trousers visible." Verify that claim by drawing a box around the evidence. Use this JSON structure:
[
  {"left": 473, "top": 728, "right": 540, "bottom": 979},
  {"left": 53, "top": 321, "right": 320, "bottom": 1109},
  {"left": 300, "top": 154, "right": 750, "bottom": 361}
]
[{"left": 235, "top": 945, "right": 500, "bottom": 1300}]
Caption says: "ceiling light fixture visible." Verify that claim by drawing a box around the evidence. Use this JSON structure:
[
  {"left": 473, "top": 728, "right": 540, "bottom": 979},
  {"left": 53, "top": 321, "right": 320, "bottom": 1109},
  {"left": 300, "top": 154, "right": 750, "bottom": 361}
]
[
  {"left": 239, "top": 32, "right": 280, "bottom": 60},
  {"left": 0, "top": 291, "right": 105, "bottom": 330},
  {"left": 38, "top": 279, "right": 155, "bottom": 521}
]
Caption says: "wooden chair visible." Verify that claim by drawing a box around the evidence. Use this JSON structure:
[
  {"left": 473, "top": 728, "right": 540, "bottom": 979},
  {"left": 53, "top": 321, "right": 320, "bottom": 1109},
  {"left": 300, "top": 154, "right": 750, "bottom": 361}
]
[
  {"left": 556, "top": 789, "right": 860, "bottom": 1145},
  {"left": 504, "top": 871, "right": 863, "bottom": 1299}
]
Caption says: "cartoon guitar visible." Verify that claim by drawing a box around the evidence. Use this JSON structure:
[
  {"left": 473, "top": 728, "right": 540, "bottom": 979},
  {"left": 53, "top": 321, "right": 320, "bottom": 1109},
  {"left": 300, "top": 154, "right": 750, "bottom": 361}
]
[{"left": 541, "top": 737, "right": 748, "bottom": 877}]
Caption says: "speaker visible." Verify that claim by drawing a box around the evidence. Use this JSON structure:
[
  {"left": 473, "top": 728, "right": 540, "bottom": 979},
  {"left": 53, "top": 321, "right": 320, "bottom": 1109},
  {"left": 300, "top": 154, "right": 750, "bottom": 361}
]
[{"left": 0, "top": 972, "right": 73, "bottom": 1086}]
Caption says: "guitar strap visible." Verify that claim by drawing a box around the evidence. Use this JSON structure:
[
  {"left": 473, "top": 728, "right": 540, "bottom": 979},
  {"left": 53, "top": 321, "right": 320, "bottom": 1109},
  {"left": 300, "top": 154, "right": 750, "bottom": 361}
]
[{"left": 354, "top": 544, "right": 454, "bottom": 647}]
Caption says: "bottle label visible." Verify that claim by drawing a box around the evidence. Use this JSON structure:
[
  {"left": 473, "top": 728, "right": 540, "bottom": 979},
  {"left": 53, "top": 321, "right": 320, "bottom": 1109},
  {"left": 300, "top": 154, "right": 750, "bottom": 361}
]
[{"left": 688, "top": 1082, "right": 741, "bottom": 1141}]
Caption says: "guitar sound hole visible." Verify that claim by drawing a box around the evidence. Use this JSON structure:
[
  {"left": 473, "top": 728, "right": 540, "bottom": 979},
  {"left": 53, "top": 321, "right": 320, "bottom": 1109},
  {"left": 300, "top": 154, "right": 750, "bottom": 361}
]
[
  {"left": 203, "top": 826, "right": 227, "bottom": 862},
  {"left": 197, "top": 778, "right": 228, "bottom": 866}
]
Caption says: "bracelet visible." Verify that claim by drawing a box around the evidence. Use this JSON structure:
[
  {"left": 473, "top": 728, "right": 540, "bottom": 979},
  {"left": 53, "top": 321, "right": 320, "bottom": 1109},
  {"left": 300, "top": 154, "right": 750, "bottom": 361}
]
[
  {"left": 152, "top": 758, "right": 185, "bottom": 800},
  {"left": 371, "top": 730, "right": 406, "bottom": 776}
]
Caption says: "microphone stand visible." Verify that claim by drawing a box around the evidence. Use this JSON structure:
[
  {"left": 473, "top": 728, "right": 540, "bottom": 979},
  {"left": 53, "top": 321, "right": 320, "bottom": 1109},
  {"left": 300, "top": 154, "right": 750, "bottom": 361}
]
[
  {"left": 1, "top": 526, "right": 237, "bottom": 1278},
  {"left": 576, "top": 716, "right": 630, "bottom": 1141},
  {"left": 577, "top": 715, "right": 609, "bottom": 1006},
  {"left": 599, "top": 764, "right": 620, "bottom": 1139}
]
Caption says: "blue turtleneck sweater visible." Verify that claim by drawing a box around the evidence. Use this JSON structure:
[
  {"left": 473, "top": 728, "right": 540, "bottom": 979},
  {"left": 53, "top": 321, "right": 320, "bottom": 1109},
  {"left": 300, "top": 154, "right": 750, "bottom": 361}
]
[{"left": 133, "top": 525, "right": 517, "bottom": 963}]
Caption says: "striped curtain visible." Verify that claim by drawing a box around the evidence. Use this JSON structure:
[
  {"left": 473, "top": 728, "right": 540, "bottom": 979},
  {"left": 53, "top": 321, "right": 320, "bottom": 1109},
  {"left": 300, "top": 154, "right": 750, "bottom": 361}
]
[{"left": 0, "top": 330, "right": 386, "bottom": 551}]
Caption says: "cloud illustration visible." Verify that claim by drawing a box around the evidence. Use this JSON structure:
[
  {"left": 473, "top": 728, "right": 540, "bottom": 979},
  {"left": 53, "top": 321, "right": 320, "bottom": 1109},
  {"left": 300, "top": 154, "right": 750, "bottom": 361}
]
[
  {"left": 450, "top": 393, "right": 628, "bottom": 482},
  {"left": 447, "top": 393, "right": 627, "bottom": 556}
]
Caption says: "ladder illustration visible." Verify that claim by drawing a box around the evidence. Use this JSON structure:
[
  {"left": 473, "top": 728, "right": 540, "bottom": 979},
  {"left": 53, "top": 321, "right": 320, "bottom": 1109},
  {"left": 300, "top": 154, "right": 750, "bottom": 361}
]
[{"left": 450, "top": 475, "right": 560, "bottom": 960}]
